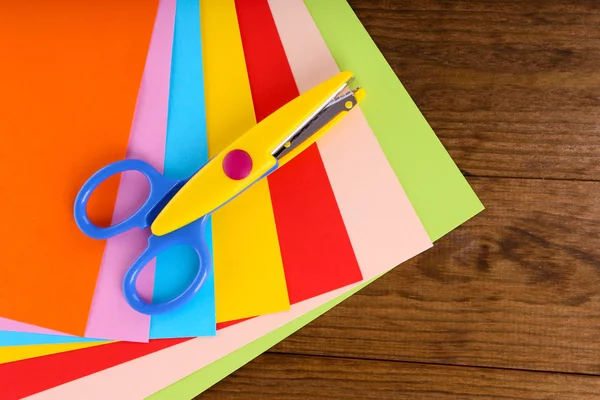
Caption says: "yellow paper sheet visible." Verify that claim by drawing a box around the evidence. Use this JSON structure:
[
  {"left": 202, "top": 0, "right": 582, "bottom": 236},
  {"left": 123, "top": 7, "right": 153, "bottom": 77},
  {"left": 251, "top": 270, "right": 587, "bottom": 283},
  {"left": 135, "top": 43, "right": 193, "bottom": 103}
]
[
  {"left": 0, "top": 342, "right": 109, "bottom": 365},
  {"left": 201, "top": 0, "right": 290, "bottom": 322}
]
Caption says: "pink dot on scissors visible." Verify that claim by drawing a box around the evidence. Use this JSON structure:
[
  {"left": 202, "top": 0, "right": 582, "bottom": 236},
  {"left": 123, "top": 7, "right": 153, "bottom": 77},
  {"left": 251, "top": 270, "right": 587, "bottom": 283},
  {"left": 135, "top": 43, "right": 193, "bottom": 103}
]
[{"left": 222, "top": 149, "right": 253, "bottom": 180}]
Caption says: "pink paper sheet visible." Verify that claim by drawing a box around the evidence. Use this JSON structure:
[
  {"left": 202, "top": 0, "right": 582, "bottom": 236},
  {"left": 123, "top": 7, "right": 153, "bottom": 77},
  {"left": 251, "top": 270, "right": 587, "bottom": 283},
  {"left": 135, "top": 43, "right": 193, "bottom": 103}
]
[
  {"left": 25, "top": 0, "right": 432, "bottom": 397},
  {"left": 0, "top": 320, "right": 63, "bottom": 336},
  {"left": 84, "top": 0, "right": 175, "bottom": 342},
  {"left": 0, "top": 0, "right": 176, "bottom": 342}
]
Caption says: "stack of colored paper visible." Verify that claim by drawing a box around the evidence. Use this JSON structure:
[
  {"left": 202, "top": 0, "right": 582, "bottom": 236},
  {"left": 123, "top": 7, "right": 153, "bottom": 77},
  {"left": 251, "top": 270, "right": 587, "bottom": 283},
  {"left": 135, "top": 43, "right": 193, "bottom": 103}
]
[{"left": 0, "top": 0, "right": 483, "bottom": 398}]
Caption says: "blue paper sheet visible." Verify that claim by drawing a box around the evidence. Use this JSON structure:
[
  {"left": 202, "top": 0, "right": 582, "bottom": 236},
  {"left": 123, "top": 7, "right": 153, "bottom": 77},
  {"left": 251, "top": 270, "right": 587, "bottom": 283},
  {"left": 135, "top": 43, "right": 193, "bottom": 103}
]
[
  {"left": 0, "top": 332, "right": 101, "bottom": 346},
  {"left": 149, "top": 0, "right": 215, "bottom": 339}
]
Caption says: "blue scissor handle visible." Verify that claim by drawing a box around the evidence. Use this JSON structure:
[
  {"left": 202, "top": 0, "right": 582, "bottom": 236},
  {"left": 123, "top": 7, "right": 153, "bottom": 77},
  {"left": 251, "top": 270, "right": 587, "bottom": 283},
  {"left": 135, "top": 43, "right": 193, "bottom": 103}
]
[
  {"left": 74, "top": 158, "right": 212, "bottom": 315},
  {"left": 74, "top": 159, "right": 179, "bottom": 240},
  {"left": 122, "top": 215, "right": 212, "bottom": 315}
]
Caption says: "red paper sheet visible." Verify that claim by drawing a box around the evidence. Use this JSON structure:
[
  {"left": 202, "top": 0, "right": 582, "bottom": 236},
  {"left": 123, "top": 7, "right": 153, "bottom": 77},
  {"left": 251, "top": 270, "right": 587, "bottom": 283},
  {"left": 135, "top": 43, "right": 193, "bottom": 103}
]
[
  {"left": 0, "top": 339, "right": 189, "bottom": 400},
  {"left": 235, "top": 0, "right": 363, "bottom": 303}
]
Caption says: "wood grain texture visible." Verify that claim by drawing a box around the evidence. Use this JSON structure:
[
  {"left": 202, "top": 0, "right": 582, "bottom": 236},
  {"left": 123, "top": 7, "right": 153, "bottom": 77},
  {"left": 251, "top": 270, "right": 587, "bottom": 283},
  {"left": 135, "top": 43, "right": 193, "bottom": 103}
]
[
  {"left": 351, "top": 0, "right": 600, "bottom": 180},
  {"left": 201, "top": 353, "right": 600, "bottom": 400},
  {"left": 198, "top": 0, "right": 600, "bottom": 398},
  {"left": 270, "top": 178, "right": 600, "bottom": 374}
]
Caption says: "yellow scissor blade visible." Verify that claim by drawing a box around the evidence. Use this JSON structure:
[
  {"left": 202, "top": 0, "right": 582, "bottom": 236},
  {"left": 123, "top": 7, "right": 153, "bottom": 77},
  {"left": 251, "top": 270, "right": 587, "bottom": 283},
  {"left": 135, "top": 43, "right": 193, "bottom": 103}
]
[{"left": 151, "top": 71, "right": 357, "bottom": 236}]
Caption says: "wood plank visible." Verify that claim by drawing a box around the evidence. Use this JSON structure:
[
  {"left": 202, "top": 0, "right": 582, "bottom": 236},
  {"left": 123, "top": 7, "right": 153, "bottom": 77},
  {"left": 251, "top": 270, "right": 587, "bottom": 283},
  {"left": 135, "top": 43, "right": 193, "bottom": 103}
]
[
  {"left": 347, "top": 0, "right": 600, "bottom": 180},
  {"left": 270, "top": 177, "right": 600, "bottom": 374},
  {"left": 200, "top": 353, "right": 600, "bottom": 400},
  {"left": 351, "top": 0, "right": 600, "bottom": 14}
]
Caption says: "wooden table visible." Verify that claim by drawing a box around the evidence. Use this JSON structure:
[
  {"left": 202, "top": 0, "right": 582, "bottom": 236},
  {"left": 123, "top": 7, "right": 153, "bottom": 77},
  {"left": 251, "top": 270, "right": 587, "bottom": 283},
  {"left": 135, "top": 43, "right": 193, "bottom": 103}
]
[{"left": 202, "top": 1, "right": 600, "bottom": 398}]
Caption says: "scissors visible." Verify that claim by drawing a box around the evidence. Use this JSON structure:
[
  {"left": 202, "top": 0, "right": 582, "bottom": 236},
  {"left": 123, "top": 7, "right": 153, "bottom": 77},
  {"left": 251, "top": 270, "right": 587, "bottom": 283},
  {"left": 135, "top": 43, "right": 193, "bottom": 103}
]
[{"left": 74, "top": 71, "right": 366, "bottom": 315}]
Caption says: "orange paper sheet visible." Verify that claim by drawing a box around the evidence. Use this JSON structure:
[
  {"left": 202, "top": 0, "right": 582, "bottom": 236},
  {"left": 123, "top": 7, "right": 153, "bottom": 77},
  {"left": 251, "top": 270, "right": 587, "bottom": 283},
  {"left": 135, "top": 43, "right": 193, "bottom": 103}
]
[{"left": 0, "top": 1, "right": 159, "bottom": 335}]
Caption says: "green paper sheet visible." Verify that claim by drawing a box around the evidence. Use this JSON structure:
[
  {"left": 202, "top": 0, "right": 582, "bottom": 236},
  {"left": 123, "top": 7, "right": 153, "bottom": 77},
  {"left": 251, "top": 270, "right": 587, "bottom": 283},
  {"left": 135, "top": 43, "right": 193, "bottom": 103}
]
[
  {"left": 148, "top": 1, "right": 483, "bottom": 398},
  {"left": 306, "top": 3, "right": 483, "bottom": 241}
]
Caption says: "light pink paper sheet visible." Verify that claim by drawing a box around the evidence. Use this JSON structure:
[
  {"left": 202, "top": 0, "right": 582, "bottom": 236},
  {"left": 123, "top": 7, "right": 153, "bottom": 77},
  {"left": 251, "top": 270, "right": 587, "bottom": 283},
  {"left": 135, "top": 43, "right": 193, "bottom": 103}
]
[
  {"left": 0, "top": 0, "right": 176, "bottom": 342},
  {"left": 25, "top": 0, "right": 432, "bottom": 397}
]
